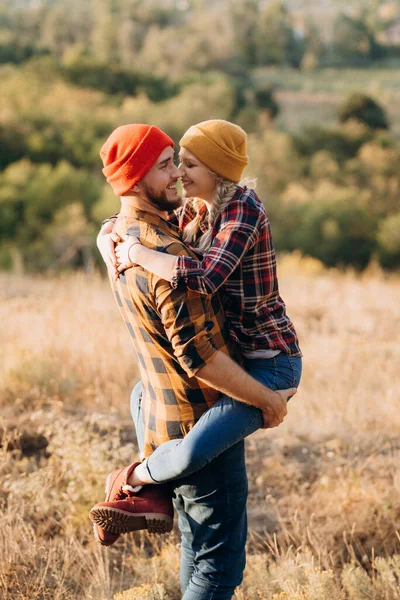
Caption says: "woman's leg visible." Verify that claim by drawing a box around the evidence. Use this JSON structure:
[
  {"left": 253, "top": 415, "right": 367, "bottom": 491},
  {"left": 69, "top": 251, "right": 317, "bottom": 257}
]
[
  {"left": 145, "top": 397, "right": 262, "bottom": 482},
  {"left": 139, "top": 354, "right": 302, "bottom": 484}
]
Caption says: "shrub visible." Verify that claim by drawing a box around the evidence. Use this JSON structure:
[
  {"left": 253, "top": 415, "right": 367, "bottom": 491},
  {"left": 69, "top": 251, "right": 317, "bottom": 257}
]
[
  {"left": 293, "top": 194, "right": 377, "bottom": 269},
  {"left": 338, "top": 93, "right": 389, "bottom": 130},
  {"left": 254, "top": 86, "right": 280, "bottom": 120},
  {"left": 62, "top": 55, "right": 177, "bottom": 102},
  {"left": 377, "top": 213, "right": 400, "bottom": 268},
  {"left": 293, "top": 124, "right": 372, "bottom": 164}
]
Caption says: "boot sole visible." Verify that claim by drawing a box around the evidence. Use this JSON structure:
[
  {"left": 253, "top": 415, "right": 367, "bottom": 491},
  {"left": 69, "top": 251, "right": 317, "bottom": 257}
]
[{"left": 90, "top": 506, "right": 173, "bottom": 535}]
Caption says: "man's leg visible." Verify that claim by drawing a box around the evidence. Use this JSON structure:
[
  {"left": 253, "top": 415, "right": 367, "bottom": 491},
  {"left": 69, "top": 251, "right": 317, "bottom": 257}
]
[
  {"left": 174, "top": 441, "right": 248, "bottom": 600},
  {"left": 173, "top": 492, "right": 196, "bottom": 593}
]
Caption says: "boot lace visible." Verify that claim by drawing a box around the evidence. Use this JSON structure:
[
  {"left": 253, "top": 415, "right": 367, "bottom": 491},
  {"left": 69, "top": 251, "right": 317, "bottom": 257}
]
[{"left": 114, "top": 484, "right": 139, "bottom": 501}]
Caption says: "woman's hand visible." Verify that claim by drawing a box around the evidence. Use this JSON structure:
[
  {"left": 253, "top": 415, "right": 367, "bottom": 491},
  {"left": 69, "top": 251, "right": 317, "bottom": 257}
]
[
  {"left": 116, "top": 234, "right": 142, "bottom": 273},
  {"left": 97, "top": 221, "right": 120, "bottom": 278}
]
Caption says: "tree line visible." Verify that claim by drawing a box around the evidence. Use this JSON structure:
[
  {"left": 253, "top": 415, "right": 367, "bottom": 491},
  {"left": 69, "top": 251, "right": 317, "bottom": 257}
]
[
  {"left": 0, "top": 0, "right": 400, "bottom": 271},
  {"left": 2, "top": 0, "right": 400, "bottom": 76}
]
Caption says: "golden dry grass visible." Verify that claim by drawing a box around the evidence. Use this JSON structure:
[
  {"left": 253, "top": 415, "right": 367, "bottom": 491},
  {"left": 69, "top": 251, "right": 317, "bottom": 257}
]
[{"left": 1, "top": 255, "right": 399, "bottom": 599}]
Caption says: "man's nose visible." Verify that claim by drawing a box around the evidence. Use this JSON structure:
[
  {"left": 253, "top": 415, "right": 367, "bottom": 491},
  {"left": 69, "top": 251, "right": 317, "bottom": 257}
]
[{"left": 173, "top": 163, "right": 184, "bottom": 178}]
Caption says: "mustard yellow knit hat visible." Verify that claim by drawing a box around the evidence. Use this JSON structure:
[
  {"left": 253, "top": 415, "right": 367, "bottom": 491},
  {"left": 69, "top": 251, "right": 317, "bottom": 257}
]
[{"left": 179, "top": 119, "right": 248, "bottom": 183}]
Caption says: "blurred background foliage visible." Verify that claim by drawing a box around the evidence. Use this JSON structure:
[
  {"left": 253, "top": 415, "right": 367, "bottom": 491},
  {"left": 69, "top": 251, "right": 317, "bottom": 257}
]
[{"left": 1, "top": 0, "right": 400, "bottom": 271}]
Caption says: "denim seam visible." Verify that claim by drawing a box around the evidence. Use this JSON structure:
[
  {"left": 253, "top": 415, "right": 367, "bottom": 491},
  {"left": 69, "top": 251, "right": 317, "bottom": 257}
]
[
  {"left": 287, "top": 354, "right": 302, "bottom": 388},
  {"left": 270, "top": 358, "right": 279, "bottom": 389},
  {"left": 285, "top": 354, "right": 296, "bottom": 388}
]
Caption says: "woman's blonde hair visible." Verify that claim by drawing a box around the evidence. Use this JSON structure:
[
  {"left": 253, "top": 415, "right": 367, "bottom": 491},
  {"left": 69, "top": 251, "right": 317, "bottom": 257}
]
[{"left": 182, "top": 173, "right": 256, "bottom": 254}]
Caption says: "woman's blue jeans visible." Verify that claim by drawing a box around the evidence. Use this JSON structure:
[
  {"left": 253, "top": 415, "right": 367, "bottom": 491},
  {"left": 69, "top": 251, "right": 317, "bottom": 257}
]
[{"left": 133, "top": 353, "right": 302, "bottom": 484}]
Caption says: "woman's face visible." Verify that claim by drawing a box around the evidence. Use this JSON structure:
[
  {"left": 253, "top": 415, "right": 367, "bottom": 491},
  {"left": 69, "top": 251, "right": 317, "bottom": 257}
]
[{"left": 178, "top": 147, "right": 217, "bottom": 203}]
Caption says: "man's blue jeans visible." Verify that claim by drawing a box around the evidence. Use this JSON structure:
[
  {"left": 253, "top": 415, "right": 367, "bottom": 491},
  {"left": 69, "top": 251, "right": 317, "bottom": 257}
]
[{"left": 130, "top": 382, "right": 248, "bottom": 600}]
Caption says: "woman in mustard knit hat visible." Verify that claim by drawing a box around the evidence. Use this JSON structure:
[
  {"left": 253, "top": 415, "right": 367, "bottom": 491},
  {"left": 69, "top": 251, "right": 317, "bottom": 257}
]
[{"left": 99, "top": 119, "right": 302, "bottom": 487}]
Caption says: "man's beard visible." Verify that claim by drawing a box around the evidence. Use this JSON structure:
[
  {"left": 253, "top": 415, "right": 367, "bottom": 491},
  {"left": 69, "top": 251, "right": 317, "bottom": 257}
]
[{"left": 141, "top": 181, "right": 182, "bottom": 211}]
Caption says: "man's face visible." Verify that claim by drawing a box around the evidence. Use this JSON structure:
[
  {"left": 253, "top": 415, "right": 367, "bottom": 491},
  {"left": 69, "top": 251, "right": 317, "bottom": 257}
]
[{"left": 138, "top": 146, "right": 182, "bottom": 211}]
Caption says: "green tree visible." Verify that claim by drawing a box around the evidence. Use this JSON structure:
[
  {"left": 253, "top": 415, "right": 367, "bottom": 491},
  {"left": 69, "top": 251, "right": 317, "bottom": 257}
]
[
  {"left": 338, "top": 93, "right": 389, "bottom": 130},
  {"left": 301, "top": 19, "right": 325, "bottom": 70},
  {"left": 62, "top": 50, "right": 176, "bottom": 101},
  {"left": 0, "top": 159, "right": 35, "bottom": 243},
  {"left": 257, "top": 1, "right": 302, "bottom": 67},
  {"left": 231, "top": 0, "right": 259, "bottom": 67},
  {"left": 31, "top": 203, "right": 96, "bottom": 271},
  {"left": 294, "top": 199, "right": 377, "bottom": 269},
  {"left": 377, "top": 213, "right": 400, "bottom": 268},
  {"left": 254, "top": 87, "right": 280, "bottom": 121},
  {"left": 293, "top": 124, "right": 373, "bottom": 163},
  {"left": 331, "top": 14, "right": 379, "bottom": 66},
  {"left": 0, "top": 159, "right": 100, "bottom": 259},
  {"left": 40, "top": 1, "right": 93, "bottom": 58},
  {"left": 0, "top": 123, "right": 28, "bottom": 169}
]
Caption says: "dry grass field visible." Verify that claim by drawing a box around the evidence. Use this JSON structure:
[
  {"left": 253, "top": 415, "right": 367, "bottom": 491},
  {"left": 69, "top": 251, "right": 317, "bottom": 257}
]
[{"left": 1, "top": 255, "right": 399, "bottom": 600}]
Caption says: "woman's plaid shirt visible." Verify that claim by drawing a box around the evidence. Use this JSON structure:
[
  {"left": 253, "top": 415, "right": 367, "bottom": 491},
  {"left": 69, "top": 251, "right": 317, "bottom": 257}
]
[
  {"left": 171, "top": 187, "right": 301, "bottom": 357},
  {"left": 111, "top": 205, "right": 233, "bottom": 458}
]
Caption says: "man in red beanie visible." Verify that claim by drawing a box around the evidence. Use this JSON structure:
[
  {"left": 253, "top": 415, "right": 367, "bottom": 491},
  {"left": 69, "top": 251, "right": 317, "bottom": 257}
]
[{"left": 92, "top": 123, "right": 289, "bottom": 600}]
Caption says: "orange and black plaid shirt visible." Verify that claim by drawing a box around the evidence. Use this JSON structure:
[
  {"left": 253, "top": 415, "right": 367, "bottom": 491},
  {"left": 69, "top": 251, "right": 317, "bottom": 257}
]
[{"left": 111, "top": 204, "right": 233, "bottom": 458}]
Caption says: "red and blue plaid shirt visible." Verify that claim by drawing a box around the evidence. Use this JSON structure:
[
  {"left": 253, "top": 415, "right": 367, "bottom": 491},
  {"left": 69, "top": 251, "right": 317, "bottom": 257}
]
[{"left": 171, "top": 187, "right": 301, "bottom": 357}]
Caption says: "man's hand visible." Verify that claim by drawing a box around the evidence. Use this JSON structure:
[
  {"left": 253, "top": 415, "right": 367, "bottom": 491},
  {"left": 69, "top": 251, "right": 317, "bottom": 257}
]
[
  {"left": 261, "top": 387, "right": 297, "bottom": 429},
  {"left": 97, "top": 221, "right": 120, "bottom": 278},
  {"left": 116, "top": 234, "right": 141, "bottom": 273}
]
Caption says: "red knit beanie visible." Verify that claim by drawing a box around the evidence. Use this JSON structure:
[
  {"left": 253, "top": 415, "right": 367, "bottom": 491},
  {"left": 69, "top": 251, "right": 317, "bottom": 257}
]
[{"left": 100, "top": 124, "right": 174, "bottom": 196}]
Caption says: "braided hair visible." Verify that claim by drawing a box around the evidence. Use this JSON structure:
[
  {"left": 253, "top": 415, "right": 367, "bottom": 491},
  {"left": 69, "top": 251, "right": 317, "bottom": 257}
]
[{"left": 182, "top": 173, "right": 255, "bottom": 254}]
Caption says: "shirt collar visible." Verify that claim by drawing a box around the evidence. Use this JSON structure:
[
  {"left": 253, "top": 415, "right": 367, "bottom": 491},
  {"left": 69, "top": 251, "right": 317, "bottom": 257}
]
[{"left": 119, "top": 204, "right": 181, "bottom": 238}]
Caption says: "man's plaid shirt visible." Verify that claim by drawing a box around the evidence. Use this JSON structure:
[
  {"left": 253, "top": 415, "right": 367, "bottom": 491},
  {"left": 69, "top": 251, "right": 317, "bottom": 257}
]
[
  {"left": 171, "top": 187, "right": 301, "bottom": 357},
  {"left": 111, "top": 204, "right": 233, "bottom": 458}
]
